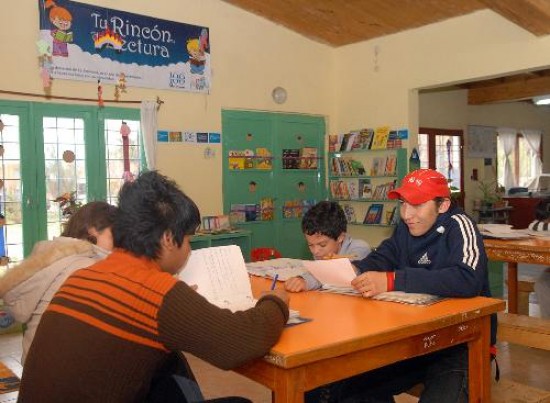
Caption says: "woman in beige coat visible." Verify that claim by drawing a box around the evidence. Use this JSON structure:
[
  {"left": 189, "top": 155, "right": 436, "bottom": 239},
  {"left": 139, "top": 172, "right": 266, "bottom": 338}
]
[{"left": 0, "top": 201, "right": 117, "bottom": 362}]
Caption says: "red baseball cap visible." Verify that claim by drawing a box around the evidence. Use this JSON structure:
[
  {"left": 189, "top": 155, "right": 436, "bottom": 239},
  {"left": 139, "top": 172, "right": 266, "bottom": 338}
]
[{"left": 388, "top": 169, "right": 450, "bottom": 205}]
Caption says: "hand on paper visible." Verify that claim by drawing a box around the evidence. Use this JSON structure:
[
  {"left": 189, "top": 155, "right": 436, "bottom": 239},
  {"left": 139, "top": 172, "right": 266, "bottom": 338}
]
[
  {"left": 284, "top": 277, "right": 307, "bottom": 292},
  {"left": 351, "top": 271, "right": 387, "bottom": 298},
  {"left": 262, "top": 288, "right": 289, "bottom": 305}
]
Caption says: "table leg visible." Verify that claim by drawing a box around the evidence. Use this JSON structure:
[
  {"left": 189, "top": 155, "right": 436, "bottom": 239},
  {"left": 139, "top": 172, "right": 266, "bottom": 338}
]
[
  {"left": 468, "top": 317, "right": 491, "bottom": 402},
  {"left": 507, "top": 262, "right": 518, "bottom": 314},
  {"left": 272, "top": 367, "right": 306, "bottom": 403}
]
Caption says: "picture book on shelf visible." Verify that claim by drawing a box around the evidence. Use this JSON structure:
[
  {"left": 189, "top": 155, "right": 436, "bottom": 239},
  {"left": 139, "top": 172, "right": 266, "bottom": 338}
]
[
  {"left": 384, "top": 154, "right": 397, "bottom": 175},
  {"left": 342, "top": 203, "right": 357, "bottom": 223},
  {"left": 370, "top": 126, "right": 391, "bottom": 150},
  {"left": 359, "top": 179, "right": 372, "bottom": 199},
  {"left": 228, "top": 150, "right": 245, "bottom": 170},
  {"left": 358, "top": 128, "right": 374, "bottom": 150},
  {"left": 363, "top": 203, "right": 384, "bottom": 224},
  {"left": 299, "top": 147, "right": 318, "bottom": 169},
  {"left": 255, "top": 147, "right": 272, "bottom": 169}
]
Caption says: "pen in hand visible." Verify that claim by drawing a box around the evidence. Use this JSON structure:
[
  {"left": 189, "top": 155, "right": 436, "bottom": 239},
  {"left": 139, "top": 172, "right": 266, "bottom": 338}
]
[{"left": 270, "top": 274, "right": 279, "bottom": 290}]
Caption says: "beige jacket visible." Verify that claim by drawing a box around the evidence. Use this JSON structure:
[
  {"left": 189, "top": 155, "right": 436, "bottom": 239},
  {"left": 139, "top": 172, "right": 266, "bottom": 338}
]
[{"left": 0, "top": 237, "right": 109, "bottom": 362}]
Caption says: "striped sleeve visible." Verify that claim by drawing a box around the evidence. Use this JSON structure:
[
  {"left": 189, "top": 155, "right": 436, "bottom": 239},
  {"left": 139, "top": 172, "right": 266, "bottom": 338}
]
[{"left": 451, "top": 214, "right": 481, "bottom": 270}]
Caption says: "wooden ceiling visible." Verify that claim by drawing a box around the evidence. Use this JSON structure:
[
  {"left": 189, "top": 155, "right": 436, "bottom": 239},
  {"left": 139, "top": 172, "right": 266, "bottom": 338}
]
[{"left": 222, "top": 0, "right": 550, "bottom": 104}]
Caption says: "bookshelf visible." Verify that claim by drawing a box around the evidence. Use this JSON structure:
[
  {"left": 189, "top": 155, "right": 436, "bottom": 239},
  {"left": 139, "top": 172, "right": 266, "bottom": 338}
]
[
  {"left": 329, "top": 147, "right": 407, "bottom": 227},
  {"left": 222, "top": 110, "right": 326, "bottom": 259}
]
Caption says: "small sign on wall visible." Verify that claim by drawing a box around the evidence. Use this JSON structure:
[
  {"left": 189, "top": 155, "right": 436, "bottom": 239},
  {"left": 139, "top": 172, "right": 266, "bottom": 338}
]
[{"left": 157, "top": 130, "right": 221, "bottom": 144}]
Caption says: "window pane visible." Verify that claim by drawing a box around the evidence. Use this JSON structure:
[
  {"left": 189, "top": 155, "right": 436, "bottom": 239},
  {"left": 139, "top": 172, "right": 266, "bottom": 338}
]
[
  {"left": 43, "top": 116, "right": 87, "bottom": 239},
  {"left": 0, "top": 113, "right": 23, "bottom": 263},
  {"left": 418, "top": 133, "right": 429, "bottom": 169}
]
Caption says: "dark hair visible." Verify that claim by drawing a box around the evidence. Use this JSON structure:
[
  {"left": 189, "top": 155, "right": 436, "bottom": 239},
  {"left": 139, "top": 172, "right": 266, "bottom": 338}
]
[
  {"left": 534, "top": 198, "right": 550, "bottom": 221},
  {"left": 61, "top": 201, "right": 118, "bottom": 244},
  {"left": 113, "top": 171, "right": 201, "bottom": 259},
  {"left": 301, "top": 201, "right": 346, "bottom": 240}
]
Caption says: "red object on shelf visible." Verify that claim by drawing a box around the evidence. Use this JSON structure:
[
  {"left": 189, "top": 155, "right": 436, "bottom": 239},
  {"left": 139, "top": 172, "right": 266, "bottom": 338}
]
[
  {"left": 251, "top": 247, "right": 282, "bottom": 262},
  {"left": 504, "top": 197, "right": 542, "bottom": 229}
]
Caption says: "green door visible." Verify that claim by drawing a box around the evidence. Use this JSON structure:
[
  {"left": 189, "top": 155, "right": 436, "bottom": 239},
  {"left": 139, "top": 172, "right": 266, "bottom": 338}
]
[{"left": 222, "top": 110, "right": 326, "bottom": 259}]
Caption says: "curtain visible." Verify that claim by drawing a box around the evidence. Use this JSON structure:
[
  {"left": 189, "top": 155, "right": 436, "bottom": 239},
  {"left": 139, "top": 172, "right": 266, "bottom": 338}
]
[
  {"left": 497, "top": 127, "right": 517, "bottom": 190},
  {"left": 140, "top": 100, "right": 158, "bottom": 170},
  {"left": 520, "top": 129, "right": 542, "bottom": 189}
]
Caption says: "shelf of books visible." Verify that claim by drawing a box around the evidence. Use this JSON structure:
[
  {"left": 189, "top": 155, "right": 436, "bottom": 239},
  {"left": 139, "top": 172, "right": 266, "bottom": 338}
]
[{"left": 328, "top": 127, "right": 408, "bottom": 227}]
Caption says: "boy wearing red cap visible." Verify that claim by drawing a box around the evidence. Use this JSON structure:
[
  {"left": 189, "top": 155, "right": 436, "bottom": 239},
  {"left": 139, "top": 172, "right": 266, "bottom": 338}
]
[{"left": 306, "top": 168, "right": 495, "bottom": 403}]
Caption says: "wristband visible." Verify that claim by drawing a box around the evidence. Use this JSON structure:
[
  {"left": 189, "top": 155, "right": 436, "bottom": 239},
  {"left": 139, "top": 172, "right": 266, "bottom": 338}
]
[{"left": 386, "top": 271, "right": 395, "bottom": 291}]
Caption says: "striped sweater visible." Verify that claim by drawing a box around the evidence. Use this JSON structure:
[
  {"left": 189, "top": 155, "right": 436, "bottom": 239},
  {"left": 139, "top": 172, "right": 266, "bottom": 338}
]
[{"left": 18, "top": 250, "right": 288, "bottom": 402}]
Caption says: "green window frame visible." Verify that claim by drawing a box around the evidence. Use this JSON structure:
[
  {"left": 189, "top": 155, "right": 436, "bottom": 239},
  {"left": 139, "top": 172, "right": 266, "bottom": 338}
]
[{"left": 0, "top": 99, "right": 141, "bottom": 260}]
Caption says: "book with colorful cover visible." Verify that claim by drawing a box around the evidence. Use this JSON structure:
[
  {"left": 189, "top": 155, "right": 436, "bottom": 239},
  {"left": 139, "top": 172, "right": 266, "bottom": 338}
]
[
  {"left": 228, "top": 150, "right": 245, "bottom": 170},
  {"left": 358, "top": 128, "right": 374, "bottom": 150},
  {"left": 370, "top": 126, "right": 391, "bottom": 150},
  {"left": 299, "top": 147, "right": 318, "bottom": 169},
  {"left": 255, "top": 147, "right": 272, "bottom": 170},
  {"left": 384, "top": 154, "right": 397, "bottom": 175},
  {"left": 363, "top": 203, "right": 384, "bottom": 224}
]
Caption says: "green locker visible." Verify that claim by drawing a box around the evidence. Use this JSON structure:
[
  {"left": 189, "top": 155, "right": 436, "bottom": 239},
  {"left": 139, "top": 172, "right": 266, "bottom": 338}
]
[{"left": 222, "top": 110, "right": 326, "bottom": 259}]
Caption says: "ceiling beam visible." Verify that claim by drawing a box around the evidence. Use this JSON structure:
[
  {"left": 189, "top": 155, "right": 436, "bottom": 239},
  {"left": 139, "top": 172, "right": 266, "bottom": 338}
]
[
  {"left": 468, "top": 74, "right": 550, "bottom": 104},
  {"left": 481, "top": 0, "right": 550, "bottom": 36}
]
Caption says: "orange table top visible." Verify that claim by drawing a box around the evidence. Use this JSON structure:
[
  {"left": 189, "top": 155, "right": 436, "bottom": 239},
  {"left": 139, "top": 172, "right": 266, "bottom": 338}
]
[{"left": 251, "top": 277, "right": 505, "bottom": 368}]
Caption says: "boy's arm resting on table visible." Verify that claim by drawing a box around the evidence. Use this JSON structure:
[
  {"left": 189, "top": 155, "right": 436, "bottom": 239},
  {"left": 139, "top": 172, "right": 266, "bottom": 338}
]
[
  {"left": 285, "top": 271, "right": 322, "bottom": 292},
  {"left": 352, "top": 222, "right": 487, "bottom": 298},
  {"left": 158, "top": 281, "right": 288, "bottom": 370}
]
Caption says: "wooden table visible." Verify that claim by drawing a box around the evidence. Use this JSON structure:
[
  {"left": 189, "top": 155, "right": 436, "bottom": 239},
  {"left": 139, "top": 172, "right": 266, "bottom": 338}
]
[
  {"left": 236, "top": 277, "right": 504, "bottom": 403},
  {"left": 484, "top": 237, "right": 550, "bottom": 314}
]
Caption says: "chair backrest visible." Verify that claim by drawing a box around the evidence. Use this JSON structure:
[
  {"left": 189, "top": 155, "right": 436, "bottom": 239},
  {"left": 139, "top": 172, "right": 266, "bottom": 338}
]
[{"left": 251, "top": 247, "right": 282, "bottom": 262}]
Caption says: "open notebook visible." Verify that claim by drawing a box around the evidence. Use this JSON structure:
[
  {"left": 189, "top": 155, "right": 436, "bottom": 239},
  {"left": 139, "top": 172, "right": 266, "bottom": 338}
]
[{"left": 179, "top": 245, "right": 300, "bottom": 321}]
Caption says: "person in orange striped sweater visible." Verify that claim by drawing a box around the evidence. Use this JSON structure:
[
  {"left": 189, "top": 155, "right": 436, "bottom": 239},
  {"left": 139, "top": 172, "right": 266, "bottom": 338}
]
[{"left": 18, "top": 171, "right": 289, "bottom": 403}]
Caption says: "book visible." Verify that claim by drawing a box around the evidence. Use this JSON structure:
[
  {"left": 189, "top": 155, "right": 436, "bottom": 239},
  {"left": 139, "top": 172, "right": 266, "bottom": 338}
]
[
  {"left": 370, "top": 126, "right": 391, "bottom": 150},
  {"left": 260, "top": 197, "right": 274, "bottom": 221},
  {"left": 342, "top": 203, "right": 357, "bottom": 223},
  {"left": 0, "top": 360, "right": 20, "bottom": 394},
  {"left": 179, "top": 245, "right": 300, "bottom": 320},
  {"left": 299, "top": 147, "right": 318, "bottom": 169},
  {"left": 363, "top": 203, "right": 384, "bottom": 224},
  {"left": 358, "top": 128, "right": 374, "bottom": 150},
  {"left": 282, "top": 148, "right": 300, "bottom": 169},
  {"left": 328, "top": 134, "right": 341, "bottom": 152},
  {"left": 372, "top": 291, "right": 444, "bottom": 305},
  {"left": 359, "top": 178, "right": 372, "bottom": 199},
  {"left": 228, "top": 150, "right": 245, "bottom": 170},
  {"left": 255, "top": 147, "right": 272, "bottom": 170},
  {"left": 384, "top": 154, "right": 397, "bottom": 175}
]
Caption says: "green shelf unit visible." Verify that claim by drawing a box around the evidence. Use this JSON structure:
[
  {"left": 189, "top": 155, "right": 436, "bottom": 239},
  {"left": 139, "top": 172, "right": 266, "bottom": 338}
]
[
  {"left": 190, "top": 230, "right": 252, "bottom": 261},
  {"left": 329, "top": 148, "right": 407, "bottom": 226},
  {"left": 222, "top": 110, "right": 326, "bottom": 259}
]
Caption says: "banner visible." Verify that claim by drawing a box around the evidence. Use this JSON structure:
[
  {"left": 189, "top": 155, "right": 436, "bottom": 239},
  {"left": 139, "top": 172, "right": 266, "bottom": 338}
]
[{"left": 38, "top": 0, "right": 210, "bottom": 93}]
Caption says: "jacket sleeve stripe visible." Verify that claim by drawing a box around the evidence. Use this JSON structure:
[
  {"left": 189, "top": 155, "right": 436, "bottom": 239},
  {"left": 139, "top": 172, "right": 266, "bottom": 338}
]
[{"left": 452, "top": 214, "right": 480, "bottom": 270}]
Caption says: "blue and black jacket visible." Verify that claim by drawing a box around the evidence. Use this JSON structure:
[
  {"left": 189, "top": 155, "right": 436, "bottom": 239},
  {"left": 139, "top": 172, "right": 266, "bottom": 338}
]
[{"left": 354, "top": 204, "right": 497, "bottom": 345}]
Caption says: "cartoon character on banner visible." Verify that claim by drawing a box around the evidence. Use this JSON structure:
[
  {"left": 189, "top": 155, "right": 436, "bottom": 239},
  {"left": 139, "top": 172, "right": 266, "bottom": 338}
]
[
  {"left": 36, "top": 39, "right": 53, "bottom": 88},
  {"left": 44, "top": 0, "right": 74, "bottom": 57},
  {"left": 187, "top": 28, "right": 209, "bottom": 75},
  {"left": 120, "top": 122, "right": 134, "bottom": 183}
]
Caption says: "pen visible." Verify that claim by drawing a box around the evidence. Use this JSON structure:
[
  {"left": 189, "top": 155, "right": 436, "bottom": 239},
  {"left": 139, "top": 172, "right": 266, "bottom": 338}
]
[{"left": 270, "top": 274, "right": 279, "bottom": 290}]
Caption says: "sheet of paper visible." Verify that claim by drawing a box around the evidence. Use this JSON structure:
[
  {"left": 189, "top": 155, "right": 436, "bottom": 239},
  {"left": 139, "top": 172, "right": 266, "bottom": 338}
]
[
  {"left": 302, "top": 258, "right": 357, "bottom": 287},
  {"left": 179, "top": 245, "right": 300, "bottom": 320},
  {"left": 179, "top": 245, "right": 255, "bottom": 310}
]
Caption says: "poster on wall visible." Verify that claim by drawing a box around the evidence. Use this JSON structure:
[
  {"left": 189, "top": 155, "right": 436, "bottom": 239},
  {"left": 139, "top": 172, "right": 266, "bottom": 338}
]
[
  {"left": 38, "top": 0, "right": 210, "bottom": 93},
  {"left": 467, "top": 125, "right": 497, "bottom": 158}
]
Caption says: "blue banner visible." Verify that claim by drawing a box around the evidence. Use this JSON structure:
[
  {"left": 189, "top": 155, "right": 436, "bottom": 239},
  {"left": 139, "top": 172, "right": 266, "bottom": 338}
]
[{"left": 38, "top": 0, "right": 210, "bottom": 92}]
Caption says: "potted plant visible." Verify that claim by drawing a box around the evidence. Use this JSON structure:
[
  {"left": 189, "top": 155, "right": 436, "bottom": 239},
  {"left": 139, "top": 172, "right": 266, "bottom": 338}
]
[{"left": 477, "top": 180, "right": 502, "bottom": 209}]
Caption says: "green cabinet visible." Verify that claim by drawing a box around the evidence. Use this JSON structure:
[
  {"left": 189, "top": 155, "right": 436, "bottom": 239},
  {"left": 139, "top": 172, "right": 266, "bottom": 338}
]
[
  {"left": 222, "top": 110, "right": 326, "bottom": 259},
  {"left": 190, "top": 230, "right": 252, "bottom": 261}
]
